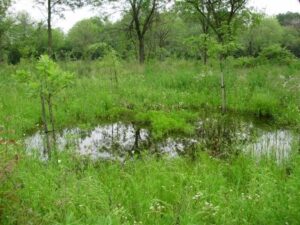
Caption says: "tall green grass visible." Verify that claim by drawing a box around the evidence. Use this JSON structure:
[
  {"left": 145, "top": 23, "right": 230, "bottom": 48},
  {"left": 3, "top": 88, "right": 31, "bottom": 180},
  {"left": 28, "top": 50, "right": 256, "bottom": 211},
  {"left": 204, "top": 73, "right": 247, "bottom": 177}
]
[
  {"left": 1, "top": 59, "right": 299, "bottom": 140},
  {"left": 1, "top": 150, "right": 300, "bottom": 225}
]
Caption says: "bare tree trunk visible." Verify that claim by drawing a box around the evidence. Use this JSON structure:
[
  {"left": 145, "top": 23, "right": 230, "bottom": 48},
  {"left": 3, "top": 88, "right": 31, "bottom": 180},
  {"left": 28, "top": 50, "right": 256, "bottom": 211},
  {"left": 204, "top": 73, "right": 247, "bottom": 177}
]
[
  {"left": 219, "top": 56, "right": 226, "bottom": 114},
  {"left": 47, "top": 0, "right": 52, "bottom": 57},
  {"left": 41, "top": 94, "right": 51, "bottom": 158},
  {"left": 138, "top": 37, "right": 145, "bottom": 64}
]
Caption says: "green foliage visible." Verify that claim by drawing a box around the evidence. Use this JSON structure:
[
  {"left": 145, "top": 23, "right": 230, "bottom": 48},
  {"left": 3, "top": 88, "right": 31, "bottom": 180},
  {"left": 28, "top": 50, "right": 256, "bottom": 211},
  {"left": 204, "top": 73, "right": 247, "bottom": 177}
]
[
  {"left": 282, "top": 26, "right": 300, "bottom": 57},
  {"left": 1, "top": 60, "right": 299, "bottom": 138},
  {"left": 209, "top": 40, "right": 241, "bottom": 59},
  {"left": 5, "top": 12, "right": 66, "bottom": 61},
  {"left": 1, "top": 4, "right": 300, "bottom": 224},
  {"left": 239, "top": 18, "right": 284, "bottom": 56},
  {"left": 2, "top": 8, "right": 300, "bottom": 63},
  {"left": 249, "top": 91, "right": 280, "bottom": 118},
  {"left": 231, "top": 56, "right": 257, "bottom": 68},
  {"left": 184, "top": 34, "right": 212, "bottom": 60},
  {"left": 0, "top": 0, "right": 11, "bottom": 15},
  {"left": 67, "top": 17, "right": 105, "bottom": 59},
  {"left": 155, "top": 47, "right": 171, "bottom": 60},
  {"left": 136, "top": 111, "right": 196, "bottom": 139},
  {"left": 258, "top": 45, "right": 296, "bottom": 65},
  {"left": 277, "top": 12, "right": 300, "bottom": 28},
  {"left": 99, "top": 50, "right": 121, "bottom": 75},
  {"left": 7, "top": 47, "right": 21, "bottom": 65},
  {"left": 85, "top": 42, "right": 112, "bottom": 60},
  {"left": 0, "top": 0, "right": 12, "bottom": 62},
  {"left": 16, "top": 55, "right": 74, "bottom": 97}
]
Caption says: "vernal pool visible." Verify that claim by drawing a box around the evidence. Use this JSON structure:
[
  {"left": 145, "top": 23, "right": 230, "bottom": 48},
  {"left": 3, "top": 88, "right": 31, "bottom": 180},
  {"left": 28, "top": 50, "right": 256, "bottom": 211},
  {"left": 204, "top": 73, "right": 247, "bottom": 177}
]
[{"left": 25, "top": 120, "right": 298, "bottom": 162}]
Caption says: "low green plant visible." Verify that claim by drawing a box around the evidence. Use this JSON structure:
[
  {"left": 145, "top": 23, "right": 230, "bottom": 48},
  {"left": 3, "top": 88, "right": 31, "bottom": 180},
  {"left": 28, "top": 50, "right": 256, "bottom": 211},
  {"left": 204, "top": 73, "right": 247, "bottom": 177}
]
[{"left": 231, "top": 56, "right": 257, "bottom": 68}]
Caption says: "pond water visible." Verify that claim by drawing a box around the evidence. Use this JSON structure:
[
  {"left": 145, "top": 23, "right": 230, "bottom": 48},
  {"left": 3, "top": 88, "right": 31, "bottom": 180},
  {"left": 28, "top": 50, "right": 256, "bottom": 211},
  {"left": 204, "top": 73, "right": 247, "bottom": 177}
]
[
  {"left": 25, "top": 120, "right": 297, "bottom": 162},
  {"left": 246, "top": 130, "right": 294, "bottom": 162}
]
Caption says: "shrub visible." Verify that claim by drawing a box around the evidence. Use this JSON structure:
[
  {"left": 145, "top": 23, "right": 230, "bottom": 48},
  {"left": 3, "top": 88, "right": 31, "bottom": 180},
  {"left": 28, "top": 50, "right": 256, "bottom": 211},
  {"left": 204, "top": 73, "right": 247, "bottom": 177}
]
[
  {"left": 258, "top": 45, "right": 296, "bottom": 65},
  {"left": 156, "top": 48, "right": 171, "bottom": 61},
  {"left": 8, "top": 48, "right": 21, "bottom": 65},
  {"left": 85, "top": 42, "right": 112, "bottom": 60}
]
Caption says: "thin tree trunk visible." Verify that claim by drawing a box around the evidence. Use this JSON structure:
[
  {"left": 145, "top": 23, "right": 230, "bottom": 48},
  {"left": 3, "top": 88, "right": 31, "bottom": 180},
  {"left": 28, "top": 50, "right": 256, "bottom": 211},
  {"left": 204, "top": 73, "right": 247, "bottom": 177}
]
[
  {"left": 41, "top": 94, "right": 51, "bottom": 158},
  {"left": 47, "top": 0, "right": 52, "bottom": 57},
  {"left": 203, "top": 46, "right": 208, "bottom": 65},
  {"left": 202, "top": 24, "right": 209, "bottom": 65},
  {"left": 248, "top": 40, "right": 253, "bottom": 56},
  {"left": 113, "top": 68, "right": 119, "bottom": 87},
  {"left": 48, "top": 94, "right": 56, "bottom": 146},
  {"left": 138, "top": 37, "right": 145, "bottom": 64},
  {"left": 219, "top": 56, "right": 226, "bottom": 114}
]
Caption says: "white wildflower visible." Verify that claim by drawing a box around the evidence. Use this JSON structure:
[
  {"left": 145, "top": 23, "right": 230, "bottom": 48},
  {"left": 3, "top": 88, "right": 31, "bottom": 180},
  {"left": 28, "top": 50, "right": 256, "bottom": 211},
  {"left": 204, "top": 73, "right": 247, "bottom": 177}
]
[{"left": 192, "top": 191, "right": 204, "bottom": 201}]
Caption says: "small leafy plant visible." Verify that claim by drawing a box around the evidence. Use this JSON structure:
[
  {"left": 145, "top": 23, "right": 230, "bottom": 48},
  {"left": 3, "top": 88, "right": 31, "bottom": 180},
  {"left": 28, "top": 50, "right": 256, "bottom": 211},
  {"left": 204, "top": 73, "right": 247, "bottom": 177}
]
[
  {"left": 100, "top": 50, "right": 121, "bottom": 87},
  {"left": 16, "top": 55, "right": 74, "bottom": 158}
]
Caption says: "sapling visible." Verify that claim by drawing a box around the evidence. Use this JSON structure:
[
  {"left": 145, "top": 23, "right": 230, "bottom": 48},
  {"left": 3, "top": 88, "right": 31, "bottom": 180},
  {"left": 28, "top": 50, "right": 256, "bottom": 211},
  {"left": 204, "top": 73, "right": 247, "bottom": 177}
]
[
  {"left": 100, "top": 50, "right": 120, "bottom": 88},
  {"left": 183, "top": 0, "right": 248, "bottom": 113},
  {"left": 209, "top": 40, "right": 240, "bottom": 113},
  {"left": 16, "top": 55, "right": 74, "bottom": 158}
]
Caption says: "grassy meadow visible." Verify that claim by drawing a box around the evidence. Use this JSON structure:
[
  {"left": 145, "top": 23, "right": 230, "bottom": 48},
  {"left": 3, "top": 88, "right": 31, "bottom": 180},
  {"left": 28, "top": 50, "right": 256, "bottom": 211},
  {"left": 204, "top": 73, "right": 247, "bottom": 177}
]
[
  {"left": 1, "top": 59, "right": 300, "bottom": 139},
  {"left": 1, "top": 59, "right": 300, "bottom": 224}
]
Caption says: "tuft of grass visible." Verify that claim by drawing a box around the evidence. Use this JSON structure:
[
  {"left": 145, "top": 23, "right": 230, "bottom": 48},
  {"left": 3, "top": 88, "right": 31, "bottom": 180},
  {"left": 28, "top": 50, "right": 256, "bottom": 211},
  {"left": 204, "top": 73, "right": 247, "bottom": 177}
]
[{"left": 249, "top": 91, "right": 280, "bottom": 118}]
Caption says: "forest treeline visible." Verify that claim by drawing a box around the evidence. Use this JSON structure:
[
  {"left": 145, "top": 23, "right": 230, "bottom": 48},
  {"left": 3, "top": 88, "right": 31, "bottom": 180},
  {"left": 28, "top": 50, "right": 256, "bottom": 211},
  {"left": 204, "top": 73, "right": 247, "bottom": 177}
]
[{"left": 0, "top": 0, "right": 300, "bottom": 65}]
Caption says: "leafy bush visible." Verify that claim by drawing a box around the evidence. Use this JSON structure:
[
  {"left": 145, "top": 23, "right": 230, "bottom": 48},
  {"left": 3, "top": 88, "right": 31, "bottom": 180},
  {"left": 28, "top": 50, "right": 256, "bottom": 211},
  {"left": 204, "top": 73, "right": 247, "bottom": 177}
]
[
  {"left": 85, "top": 42, "right": 112, "bottom": 60},
  {"left": 156, "top": 47, "right": 171, "bottom": 61},
  {"left": 258, "top": 45, "right": 296, "bottom": 65},
  {"left": 7, "top": 48, "right": 21, "bottom": 65}
]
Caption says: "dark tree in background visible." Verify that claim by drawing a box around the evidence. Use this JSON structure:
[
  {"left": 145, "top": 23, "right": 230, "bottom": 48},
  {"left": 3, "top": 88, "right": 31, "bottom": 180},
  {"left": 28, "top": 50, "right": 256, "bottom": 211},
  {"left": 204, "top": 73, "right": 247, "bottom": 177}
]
[
  {"left": 91, "top": 0, "right": 168, "bottom": 64},
  {"left": 127, "top": 0, "right": 166, "bottom": 64},
  {"left": 35, "top": 0, "right": 85, "bottom": 56},
  {"left": 277, "top": 12, "right": 300, "bottom": 29},
  {"left": 0, "top": 0, "right": 11, "bottom": 62},
  {"left": 2, "top": 0, "right": 300, "bottom": 64},
  {"left": 179, "top": 0, "right": 211, "bottom": 64},
  {"left": 277, "top": 12, "right": 300, "bottom": 57}
]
